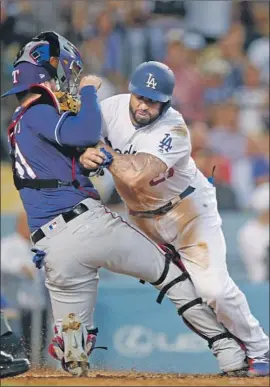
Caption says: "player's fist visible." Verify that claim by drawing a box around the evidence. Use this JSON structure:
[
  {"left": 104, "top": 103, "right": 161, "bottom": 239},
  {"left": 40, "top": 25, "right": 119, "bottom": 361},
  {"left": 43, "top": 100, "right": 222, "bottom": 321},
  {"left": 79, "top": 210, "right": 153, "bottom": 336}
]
[
  {"left": 79, "top": 147, "right": 106, "bottom": 169},
  {"left": 79, "top": 75, "right": 102, "bottom": 92}
]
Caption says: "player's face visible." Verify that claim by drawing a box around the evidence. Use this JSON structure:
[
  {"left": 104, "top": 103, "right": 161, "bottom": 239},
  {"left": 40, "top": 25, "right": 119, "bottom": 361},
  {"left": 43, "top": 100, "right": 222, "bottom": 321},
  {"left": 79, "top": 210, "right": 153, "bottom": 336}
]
[{"left": 129, "top": 94, "right": 163, "bottom": 127}]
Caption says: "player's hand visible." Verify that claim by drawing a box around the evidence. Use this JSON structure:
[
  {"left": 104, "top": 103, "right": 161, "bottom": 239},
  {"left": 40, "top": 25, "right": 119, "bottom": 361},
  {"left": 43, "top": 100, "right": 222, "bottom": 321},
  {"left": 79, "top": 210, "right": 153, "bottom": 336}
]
[
  {"left": 79, "top": 75, "right": 102, "bottom": 92},
  {"left": 79, "top": 147, "right": 106, "bottom": 169}
]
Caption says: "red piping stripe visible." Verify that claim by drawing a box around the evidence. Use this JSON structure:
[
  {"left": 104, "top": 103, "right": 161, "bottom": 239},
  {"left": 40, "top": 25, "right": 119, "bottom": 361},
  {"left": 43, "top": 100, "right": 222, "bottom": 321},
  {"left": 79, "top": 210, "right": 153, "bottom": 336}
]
[{"left": 104, "top": 206, "right": 165, "bottom": 256}]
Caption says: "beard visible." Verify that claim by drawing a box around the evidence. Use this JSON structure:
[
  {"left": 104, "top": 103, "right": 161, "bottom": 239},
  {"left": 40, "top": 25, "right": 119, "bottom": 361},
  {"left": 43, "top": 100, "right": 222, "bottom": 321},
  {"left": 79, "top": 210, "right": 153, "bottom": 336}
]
[{"left": 129, "top": 104, "right": 162, "bottom": 127}]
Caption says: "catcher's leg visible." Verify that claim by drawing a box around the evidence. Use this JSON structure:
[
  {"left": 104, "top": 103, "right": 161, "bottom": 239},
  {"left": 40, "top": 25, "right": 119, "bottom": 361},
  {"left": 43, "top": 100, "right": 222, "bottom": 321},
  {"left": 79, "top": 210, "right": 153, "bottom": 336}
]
[
  {"left": 34, "top": 232, "right": 101, "bottom": 377},
  {"left": 33, "top": 202, "right": 246, "bottom": 375},
  {"left": 146, "top": 244, "right": 248, "bottom": 374},
  {"left": 78, "top": 207, "right": 247, "bottom": 374}
]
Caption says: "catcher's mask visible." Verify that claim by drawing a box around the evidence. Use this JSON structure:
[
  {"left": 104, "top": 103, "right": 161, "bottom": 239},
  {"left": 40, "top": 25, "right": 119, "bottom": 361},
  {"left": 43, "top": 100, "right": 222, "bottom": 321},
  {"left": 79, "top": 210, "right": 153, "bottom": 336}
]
[{"left": 2, "top": 31, "right": 83, "bottom": 113}]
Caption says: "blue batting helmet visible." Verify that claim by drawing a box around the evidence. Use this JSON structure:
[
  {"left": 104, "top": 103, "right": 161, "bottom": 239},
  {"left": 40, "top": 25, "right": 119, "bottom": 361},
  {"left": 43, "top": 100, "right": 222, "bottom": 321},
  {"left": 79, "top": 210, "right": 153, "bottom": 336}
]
[{"left": 128, "top": 61, "right": 175, "bottom": 103}]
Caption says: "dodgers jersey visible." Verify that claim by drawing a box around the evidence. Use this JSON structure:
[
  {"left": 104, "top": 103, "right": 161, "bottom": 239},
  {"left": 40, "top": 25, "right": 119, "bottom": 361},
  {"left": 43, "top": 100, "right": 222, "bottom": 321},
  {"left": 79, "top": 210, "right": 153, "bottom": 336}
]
[{"left": 101, "top": 94, "right": 211, "bottom": 211}]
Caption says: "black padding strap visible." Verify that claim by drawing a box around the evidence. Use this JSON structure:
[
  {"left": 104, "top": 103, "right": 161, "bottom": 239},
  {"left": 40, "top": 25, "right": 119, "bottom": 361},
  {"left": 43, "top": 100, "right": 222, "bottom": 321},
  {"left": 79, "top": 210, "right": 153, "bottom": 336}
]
[
  {"left": 14, "top": 174, "right": 80, "bottom": 190},
  {"left": 87, "top": 327, "right": 98, "bottom": 335},
  {"left": 178, "top": 297, "right": 203, "bottom": 316},
  {"left": 156, "top": 272, "right": 189, "bottom": 304},
  {"left": 181, "top": 316, "right": 235, "bottom": 349},
  {"left": 208, "top": 332, "right": 233, "bottom": 349},
  {"left": 150, "top": 255, "right": 171, "bottom": 286}
]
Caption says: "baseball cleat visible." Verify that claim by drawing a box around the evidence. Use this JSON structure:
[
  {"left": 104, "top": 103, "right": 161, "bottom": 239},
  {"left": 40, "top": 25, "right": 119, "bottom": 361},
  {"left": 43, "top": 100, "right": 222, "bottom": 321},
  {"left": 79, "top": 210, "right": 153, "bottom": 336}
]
[
  {"left": 248, "top": 352, "right": 270, "bottom": 377},
  {"left": 220, "top": 367, "right": 248, "bottom": 377},
  {"left": 60, "top": 313, "right": 89, "bottom": 377},
  {"left": 49, "top": 313, "right": 93, "bottom": 377},
  {"left": 0, "top": 351, "right": 30, "bottom": 378}
]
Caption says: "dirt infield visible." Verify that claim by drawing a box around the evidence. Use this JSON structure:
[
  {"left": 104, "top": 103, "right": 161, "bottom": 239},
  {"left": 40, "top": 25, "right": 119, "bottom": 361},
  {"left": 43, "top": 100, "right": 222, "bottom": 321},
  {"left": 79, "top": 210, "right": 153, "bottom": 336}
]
[{"left": 2, "top": 369, "right": 269, "bottom": 386}]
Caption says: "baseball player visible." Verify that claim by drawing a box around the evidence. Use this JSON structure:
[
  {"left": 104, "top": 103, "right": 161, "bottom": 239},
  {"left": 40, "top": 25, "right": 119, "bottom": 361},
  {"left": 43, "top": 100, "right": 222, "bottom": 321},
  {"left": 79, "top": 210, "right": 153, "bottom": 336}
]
[
  {"left": 0, "top": 310, "right": 30, "bottom": 378},
  {"left": 80, "top": 61, "right": 269, "bottom": 377},
  {"left": 2, "top": 33, "right": 247, "bottom": 377}
]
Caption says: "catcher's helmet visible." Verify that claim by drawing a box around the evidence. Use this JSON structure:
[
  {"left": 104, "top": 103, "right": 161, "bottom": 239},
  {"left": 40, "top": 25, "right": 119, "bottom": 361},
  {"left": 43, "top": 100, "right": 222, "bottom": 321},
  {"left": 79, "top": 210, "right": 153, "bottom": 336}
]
[
  {"left": 1, "top": 31, "right": 83, "bottom": 98},
  {"left": 128, "top": 61, "right": 175, "bottom": 103}
]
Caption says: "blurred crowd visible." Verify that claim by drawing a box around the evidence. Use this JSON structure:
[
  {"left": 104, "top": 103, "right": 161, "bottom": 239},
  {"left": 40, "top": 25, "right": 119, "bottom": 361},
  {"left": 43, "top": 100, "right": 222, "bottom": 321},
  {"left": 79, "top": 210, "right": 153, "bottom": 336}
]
[
  {"left": 1, "top": 1, "right": 269, "bottom": 258},
  {"left": 1, "top": 0, "right": 269, "bottom": 211}
]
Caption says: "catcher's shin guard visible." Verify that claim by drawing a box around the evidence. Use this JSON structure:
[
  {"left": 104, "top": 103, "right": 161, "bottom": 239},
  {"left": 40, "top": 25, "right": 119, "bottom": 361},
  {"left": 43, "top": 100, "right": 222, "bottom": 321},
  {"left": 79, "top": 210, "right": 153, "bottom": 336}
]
[
  {"left": 148, "top": 244, "right": 248, "bottom": 373},
  {"left": 48, "top": 313, "right": 97, "bottom": 377}
]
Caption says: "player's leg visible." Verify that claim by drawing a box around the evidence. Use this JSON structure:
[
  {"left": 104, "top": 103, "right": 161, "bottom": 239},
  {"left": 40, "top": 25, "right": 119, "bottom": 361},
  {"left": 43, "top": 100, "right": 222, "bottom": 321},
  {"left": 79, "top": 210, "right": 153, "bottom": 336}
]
[
  {"left": 33, "top": 218, "right": 100, "bottom": 376},
  {"left": 179, "top": 222, "right": 269, "bottom": 376},
  {"left": 72, "top": 203, "right": 247, "bottom": 373},
  {"left": 129, "top": 185, "right": 269, "bottom": 376},
  {"left": 32, "top": 200, "right": 245, "bottom": 374}
]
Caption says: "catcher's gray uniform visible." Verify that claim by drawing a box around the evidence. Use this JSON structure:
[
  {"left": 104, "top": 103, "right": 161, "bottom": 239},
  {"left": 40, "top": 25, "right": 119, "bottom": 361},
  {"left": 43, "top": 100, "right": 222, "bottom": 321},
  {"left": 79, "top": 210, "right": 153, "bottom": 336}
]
[{"left": 32, "top": 198, "right": 246, "bottom": 373}]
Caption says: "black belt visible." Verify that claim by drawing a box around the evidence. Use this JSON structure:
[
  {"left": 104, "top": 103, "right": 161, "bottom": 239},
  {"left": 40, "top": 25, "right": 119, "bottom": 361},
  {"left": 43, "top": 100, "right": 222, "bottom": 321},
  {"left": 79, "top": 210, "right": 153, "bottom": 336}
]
[
  {"left": 129, "top": 185, "right": 195, "bottom": 218},
  {"left": 31, "top": 203, "right": 89, "bottom": 245}
]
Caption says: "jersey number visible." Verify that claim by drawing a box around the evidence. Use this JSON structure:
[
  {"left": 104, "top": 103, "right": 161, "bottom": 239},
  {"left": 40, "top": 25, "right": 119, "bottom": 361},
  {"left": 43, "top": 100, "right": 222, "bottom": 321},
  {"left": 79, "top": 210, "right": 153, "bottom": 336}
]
[
  {"left": 149, "top": 167, "right": 174, "bottom": 186},
  {"left": 13, "top": 123, "right": 36, "bottom": 179}
]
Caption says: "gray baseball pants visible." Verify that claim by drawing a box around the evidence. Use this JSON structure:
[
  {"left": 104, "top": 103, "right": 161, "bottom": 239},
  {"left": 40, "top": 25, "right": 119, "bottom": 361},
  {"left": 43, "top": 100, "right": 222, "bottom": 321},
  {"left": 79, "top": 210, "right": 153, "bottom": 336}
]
[{"left": 32, "top": 198, "right": 246, "bottom": 372}]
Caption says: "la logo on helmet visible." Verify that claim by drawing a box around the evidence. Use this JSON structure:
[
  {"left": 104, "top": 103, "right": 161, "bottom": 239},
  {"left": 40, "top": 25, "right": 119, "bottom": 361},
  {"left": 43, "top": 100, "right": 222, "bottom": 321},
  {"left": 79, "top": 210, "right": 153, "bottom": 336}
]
[{"left": 146, "top": 73, "right": 157, "bottom": 89}]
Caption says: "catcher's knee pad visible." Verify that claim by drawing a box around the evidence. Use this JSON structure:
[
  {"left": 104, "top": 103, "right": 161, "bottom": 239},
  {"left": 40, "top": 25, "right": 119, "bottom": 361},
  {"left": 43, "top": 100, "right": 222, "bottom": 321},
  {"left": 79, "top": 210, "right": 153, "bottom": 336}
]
[
  {"left": 148, "top": 243, "right": 192, "bottom": 304},
  {"left": 146, "top": 244, "right": 246, "bottom": 364},
  {"left": 48, "top": 313, "right": 98, "bottom": 377}
]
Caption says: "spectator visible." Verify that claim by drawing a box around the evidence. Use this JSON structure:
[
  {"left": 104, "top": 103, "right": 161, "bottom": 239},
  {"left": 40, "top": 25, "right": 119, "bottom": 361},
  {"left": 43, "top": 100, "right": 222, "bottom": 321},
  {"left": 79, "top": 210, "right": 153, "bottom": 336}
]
[
  {"left": 208, "top": 101, "right": 247, "bottom": 161},
  {"left": 190, "top": 122, "right": 237, "bottom": 210},
  {"left": 200, "top": 22, "right": 245, "bottom": 99},
  {"left": 68, "top": 0, "right": 105, "bottom": 41},
  {"left": 247, "top": 133, "right": 270, "bottom": 187},
  {"left": 1, "top": 212, "right": 48, "bottom": 364},
  {"left": 190, "top": 121, "right": 209, "bottom": 156},
  {"left": 247, "top": 1, "right": 269, "bottom": 85},
  {"left": 201, "top": 58, "right": 235, "bottom": 106},
  {"left": 233, "top": 62, "right": 268, "bottom": 135},
  {"left": 0, "top": 0, "right": 38, "bottom": 46},
  {"left": 121, "top": 8, "right": 149, "bottom": 78},
  {"left": 182, "top": 31, "right": 206, "bottom": 67},
  {"left": 164, "top": 29, "right": 205, "bottom": 123},
  {"left": 79, "top": 10, "right": 126, "bottom": 89},
  {"left": 184, "top": 0, "right": 234, "bottom": 43},
  {"left": 208, "top": 101, "right": 255, "bottom": 208},
  {"left": 237, "top": 182, "right": 269, "bottom": 282},
  {"left": 218, "top": 22, "right": 246, "bottom": 68}
]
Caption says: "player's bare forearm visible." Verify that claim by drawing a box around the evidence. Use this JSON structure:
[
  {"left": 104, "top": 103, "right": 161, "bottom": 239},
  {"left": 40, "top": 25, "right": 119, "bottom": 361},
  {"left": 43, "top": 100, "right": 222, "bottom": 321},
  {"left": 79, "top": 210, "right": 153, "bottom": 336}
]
[
  {"left": 98, "top": 143, "right": 167, "bottom": 187},
  {"left": 79, "top": 143, "right": 167, "bottom": 187}
]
